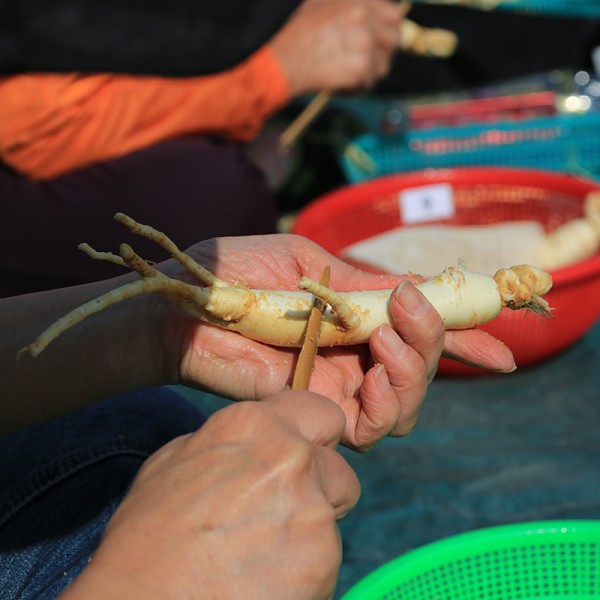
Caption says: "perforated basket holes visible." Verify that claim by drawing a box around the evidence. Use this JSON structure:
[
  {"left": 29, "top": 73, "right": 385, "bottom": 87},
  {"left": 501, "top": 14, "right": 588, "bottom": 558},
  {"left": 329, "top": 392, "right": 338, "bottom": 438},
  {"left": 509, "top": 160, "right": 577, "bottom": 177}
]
[
  {"left": 409, "top": 0, "right": 600, "bottom": 18},
  {"left": 445, "top": 185, "right": 582, "bottom": 231},
  {"left": 328, "top": 184, "right": 584, "bottom": 243},
  {"left": 377, "top": 541, "right": 600, "bottom": 600},
  {"left": 341, "top": 114, "right": 600, "bottom": 184},
  {"left": 305, "top": 182, "right": 586, "bottom": 266},
  {"left": 497, "top": 1, "right": 600, "bottom": 17}
]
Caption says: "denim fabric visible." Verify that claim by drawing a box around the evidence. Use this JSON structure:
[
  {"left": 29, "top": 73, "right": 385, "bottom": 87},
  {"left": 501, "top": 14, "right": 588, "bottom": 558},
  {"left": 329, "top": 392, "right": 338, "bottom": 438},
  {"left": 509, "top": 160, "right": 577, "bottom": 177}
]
[{"left": 0, "top": 387, "right": 205, "bottom": 599}]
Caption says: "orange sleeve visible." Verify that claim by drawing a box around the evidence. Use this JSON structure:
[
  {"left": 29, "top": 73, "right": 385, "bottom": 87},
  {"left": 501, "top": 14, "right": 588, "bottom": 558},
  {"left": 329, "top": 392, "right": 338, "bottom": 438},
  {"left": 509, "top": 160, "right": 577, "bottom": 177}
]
[{"left": 0, "top": 46, "right": 291, "bottom": 180}]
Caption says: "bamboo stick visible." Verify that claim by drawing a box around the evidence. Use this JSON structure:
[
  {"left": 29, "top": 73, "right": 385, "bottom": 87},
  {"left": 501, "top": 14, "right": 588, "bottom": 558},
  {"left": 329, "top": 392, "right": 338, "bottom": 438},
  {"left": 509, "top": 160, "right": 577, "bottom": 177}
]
[{"left": 291, "top": 266, "right": 331, "bottom": 390}]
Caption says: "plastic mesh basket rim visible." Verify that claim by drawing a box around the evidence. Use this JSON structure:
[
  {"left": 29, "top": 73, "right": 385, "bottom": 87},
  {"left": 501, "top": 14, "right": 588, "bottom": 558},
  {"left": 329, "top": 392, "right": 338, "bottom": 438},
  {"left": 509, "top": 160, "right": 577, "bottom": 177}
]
[
  {"left": 409, "top": 0, "right": 600, "bottom": 16},
  {"left": 341, "top": 520, "right": 600, "bottom": 600},
  {"left": 291, "top": 166, "right": 600, "bottom": 374},
  {"left": 340, "top": 114, "right": 600, "bottom": 185},
  {"left": 292, "top": 167, "right": 600, "bottom": 288}
]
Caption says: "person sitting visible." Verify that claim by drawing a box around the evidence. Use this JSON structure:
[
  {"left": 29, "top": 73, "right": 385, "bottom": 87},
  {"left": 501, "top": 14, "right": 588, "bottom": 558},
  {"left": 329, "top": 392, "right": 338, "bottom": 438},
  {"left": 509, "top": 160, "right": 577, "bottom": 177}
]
[
  {"left": 0, "top": 0, "right": 403, "bottom": 297},
  {"left": 0, "top": 232, "right": 515, "bottom": 598}
]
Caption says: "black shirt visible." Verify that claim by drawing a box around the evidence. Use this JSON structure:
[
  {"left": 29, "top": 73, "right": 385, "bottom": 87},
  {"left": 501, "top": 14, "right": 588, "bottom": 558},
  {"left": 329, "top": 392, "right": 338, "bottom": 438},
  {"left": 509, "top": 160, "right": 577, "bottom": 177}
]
[{"left": 0, "top": 0, "right": 301, "bottom": 76}]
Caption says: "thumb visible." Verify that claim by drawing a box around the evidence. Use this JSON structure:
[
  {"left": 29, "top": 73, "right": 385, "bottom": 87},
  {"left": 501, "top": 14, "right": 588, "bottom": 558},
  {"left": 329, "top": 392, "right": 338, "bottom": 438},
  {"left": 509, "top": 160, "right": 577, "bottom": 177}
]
[{"left": 264, "top": 390, "right": 347, "bottom": 448}]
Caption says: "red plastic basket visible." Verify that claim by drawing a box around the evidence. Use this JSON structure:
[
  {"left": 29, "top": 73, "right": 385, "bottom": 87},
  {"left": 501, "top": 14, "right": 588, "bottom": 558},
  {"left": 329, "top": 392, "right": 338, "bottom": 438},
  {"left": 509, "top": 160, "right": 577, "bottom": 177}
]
[{"left": 292, "top": 167, "right": 600, "bottom": 376}]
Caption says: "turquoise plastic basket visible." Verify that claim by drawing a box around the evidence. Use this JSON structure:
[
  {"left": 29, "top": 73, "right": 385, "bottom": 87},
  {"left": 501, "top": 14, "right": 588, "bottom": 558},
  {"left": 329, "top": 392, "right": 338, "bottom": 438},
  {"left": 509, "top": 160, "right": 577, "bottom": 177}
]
[
  {"left": 409, "top": 0, "right": 600, "bottom": 17},
  {"left": 341, "top": 520, "right": 600, "bottom": 600},
  {"left": 341, "top": 114, "right": 600, "bottom": 184},
  {"left": 492, "top": 1, "right": 600, "bottom": 17}
]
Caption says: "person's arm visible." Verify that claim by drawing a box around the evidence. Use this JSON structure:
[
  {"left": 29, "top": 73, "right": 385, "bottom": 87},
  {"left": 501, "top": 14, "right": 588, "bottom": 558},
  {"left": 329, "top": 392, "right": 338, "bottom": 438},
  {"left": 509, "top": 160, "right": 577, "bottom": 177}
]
[
  {"left": 1, "top": 0, "right": 405, "bottom": 180},
  {"left": 6, "top": 233, "right": 515, "bottom": 447},
  {"left": 57, "top": 391, "right": 359, "bottom": 600},
  {"left": 0, "top": 47, "right": 290, "bottom": 179},
  {"left": 3, "top": 270, "right": 168, "bottom": 435}
]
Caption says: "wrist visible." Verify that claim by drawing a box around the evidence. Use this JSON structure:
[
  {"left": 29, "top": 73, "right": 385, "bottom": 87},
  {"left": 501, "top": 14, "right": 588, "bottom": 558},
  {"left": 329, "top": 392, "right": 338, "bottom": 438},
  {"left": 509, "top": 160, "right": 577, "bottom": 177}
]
[
  {"left": 3, "top": 272, "right": 175, "bottom": 435},
  {"left": 268, "top": 35, "right": 312, "bottom": 98},
  {"left": 57, "top": 552, "right": 169, "bottom": 600}
]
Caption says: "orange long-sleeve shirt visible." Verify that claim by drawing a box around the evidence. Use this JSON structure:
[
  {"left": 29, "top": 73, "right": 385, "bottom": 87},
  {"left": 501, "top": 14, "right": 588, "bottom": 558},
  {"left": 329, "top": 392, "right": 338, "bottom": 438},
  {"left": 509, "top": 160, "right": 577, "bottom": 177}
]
[{"left": 0, "top": 46, "right": 290, "bottom": 180}]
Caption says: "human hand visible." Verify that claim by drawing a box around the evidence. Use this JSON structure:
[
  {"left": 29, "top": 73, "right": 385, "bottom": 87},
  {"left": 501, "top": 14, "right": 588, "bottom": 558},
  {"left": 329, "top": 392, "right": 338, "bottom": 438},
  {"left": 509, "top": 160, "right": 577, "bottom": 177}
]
[
  {"left": 60, "top": 391, "right": 359, "bottom": 600},
  {"left": 161, "top": 234, "right": 515, "bottom": 451},
  {"left": 270, "top": 0, "right": 403, "bottom": 96}
]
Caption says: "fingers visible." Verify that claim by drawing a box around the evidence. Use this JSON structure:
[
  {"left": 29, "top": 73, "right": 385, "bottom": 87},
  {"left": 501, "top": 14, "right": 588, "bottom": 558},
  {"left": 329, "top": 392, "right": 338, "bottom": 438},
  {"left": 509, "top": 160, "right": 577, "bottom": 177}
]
[
  {"left": 387, "top": 280, "right": 446, "bottom": 379},
  {"left": 350, "top": 0, "right": 403, "bottom": 84},
  {"left": 264, "top": 389, "right": 347, "bottom": 449},
  {"left": 371, "top": 0, "right": 405, "bottom": 52},
  {"left": 263, "top": 391, "right": 361, "bottom": 517},
  {"left": 100, "top": 391, "right": 358, "bottom": 599},
  {"left": 316, "top": 442, "right": 362, "bottom": 518},
  {"left": 443, "top": 329, "right": 517, "bottom": 373},
  {"left": 272, "top": 0, "right": 402, "bottom": 94},
  {"left": 350, "top": 280, "right": 445, "bottom": 448}
]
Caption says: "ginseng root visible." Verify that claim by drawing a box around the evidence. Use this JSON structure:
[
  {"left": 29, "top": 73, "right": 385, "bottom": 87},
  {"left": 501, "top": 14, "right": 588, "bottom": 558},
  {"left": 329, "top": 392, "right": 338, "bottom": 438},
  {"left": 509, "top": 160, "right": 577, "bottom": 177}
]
[
  {"left": 21, "top": 214, "right": 553, "bottom": 359},
  {"left": 538, "top": 191, "right": 600, "bottom": 270}
]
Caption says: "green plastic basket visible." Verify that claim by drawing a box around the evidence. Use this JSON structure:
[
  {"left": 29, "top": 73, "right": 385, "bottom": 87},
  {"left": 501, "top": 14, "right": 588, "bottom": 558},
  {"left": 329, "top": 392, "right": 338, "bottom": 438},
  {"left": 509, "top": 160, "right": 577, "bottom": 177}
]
[{"left": 341, "top": 520, "right": 600, "bottom": 599}]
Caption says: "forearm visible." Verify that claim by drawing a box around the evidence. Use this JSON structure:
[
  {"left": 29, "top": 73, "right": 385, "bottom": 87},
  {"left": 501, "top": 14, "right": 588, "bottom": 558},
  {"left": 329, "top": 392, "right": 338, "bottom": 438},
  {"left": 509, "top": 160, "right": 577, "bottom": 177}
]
[
  {"left": 70, "top": 46, "right": 290, "bottom": 172},
  {"left": 0, "top": 274, "right": 171, "bottom": 436},
  {"left": 0, "top": 47, "right": 290, "bottom": 180}
]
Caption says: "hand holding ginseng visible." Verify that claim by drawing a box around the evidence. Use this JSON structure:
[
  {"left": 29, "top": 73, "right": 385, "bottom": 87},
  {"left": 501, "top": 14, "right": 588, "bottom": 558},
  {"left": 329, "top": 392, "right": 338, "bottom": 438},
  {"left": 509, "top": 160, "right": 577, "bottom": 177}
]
[
  {"left": 11, "top": 229, "right": 538, "bottom": 448},
  {"left": 164, "top": 234, "right": 520, "bottom": 450},
  {"left": 58, "top": 391, "right": 360, "bottom": 600}
]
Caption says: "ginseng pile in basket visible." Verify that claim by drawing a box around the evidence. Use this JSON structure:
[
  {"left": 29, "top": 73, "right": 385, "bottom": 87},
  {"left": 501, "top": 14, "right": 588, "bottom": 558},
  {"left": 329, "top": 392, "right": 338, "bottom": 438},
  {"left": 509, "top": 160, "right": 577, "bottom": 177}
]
[{"left": 291, "top": 167, "right": 600, "bottom": 375}]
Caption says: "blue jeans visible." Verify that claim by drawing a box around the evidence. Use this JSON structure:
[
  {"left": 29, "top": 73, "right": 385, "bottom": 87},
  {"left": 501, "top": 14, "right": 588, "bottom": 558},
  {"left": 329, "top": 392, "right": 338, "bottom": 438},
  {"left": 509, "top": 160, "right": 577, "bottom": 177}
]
[{"left": 0, "top": 388, "right": 206, "bottom": 599}]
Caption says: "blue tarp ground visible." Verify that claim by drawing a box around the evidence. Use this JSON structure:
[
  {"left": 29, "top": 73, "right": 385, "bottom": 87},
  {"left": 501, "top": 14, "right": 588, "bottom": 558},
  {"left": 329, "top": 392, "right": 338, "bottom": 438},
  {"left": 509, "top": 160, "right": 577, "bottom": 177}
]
[
  {"left": 335, "top": 321, "right": 600, "bottom": 598},
  {"left": 180, "top": 319, "right": 600, "bottom": 599}
]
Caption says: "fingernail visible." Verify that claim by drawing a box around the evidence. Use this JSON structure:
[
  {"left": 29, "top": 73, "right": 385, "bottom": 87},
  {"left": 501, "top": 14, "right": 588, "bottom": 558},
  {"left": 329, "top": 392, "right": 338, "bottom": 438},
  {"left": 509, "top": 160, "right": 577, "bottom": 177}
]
[
  {"left": 377, "top": 324, "right": 393, "bottom": 345},
  {"left": 394, "top": 280, "right": 428, "bottom": 318},
  {"left": 496, "top": 362, "right": 517, "bottom": 374}
]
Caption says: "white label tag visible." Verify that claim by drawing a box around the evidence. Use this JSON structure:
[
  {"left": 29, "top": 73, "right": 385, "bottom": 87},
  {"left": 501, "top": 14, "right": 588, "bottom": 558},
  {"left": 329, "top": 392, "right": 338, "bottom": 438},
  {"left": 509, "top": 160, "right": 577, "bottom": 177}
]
[{"left": 399, "top": 183, "right": 455, "bottom": 224}]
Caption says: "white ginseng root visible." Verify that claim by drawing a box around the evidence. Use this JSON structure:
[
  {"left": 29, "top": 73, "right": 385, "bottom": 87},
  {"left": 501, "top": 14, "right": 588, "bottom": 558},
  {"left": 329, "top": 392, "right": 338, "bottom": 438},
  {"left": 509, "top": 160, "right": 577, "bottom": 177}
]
[
  {"left": 538, "top": 191, "right": 600, "bottom": 270},
  {"left": 20, "top": 214, "right": 553, "bottom": 358}
]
